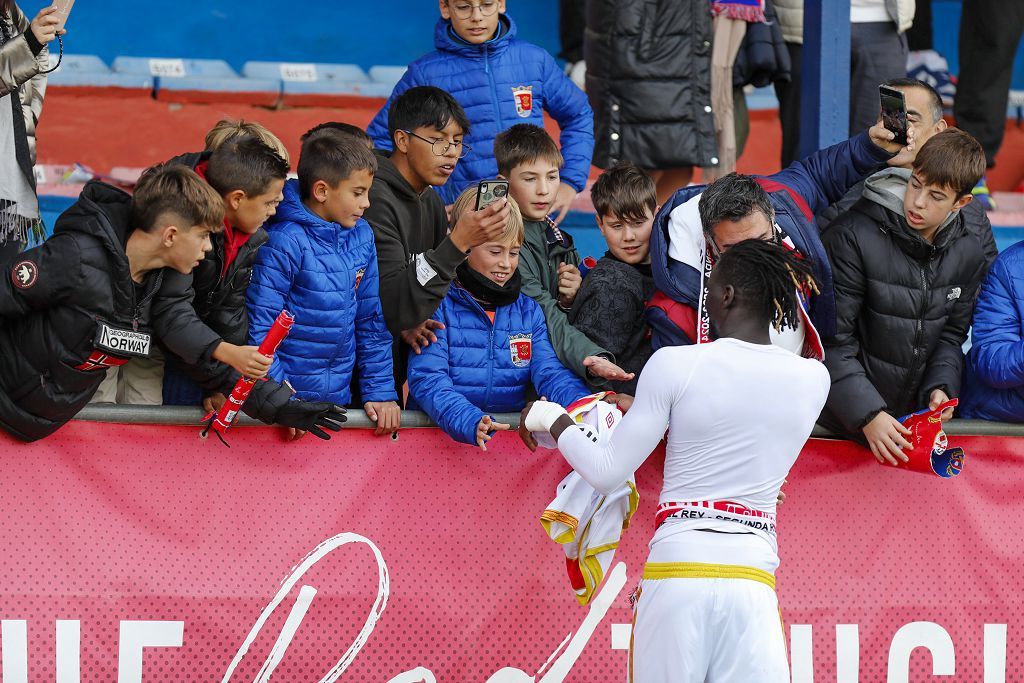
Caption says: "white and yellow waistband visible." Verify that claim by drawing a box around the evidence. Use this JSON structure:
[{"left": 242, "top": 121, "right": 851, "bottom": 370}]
[{"left": 642, "top": 561, "right": 776, "bottom": 591}]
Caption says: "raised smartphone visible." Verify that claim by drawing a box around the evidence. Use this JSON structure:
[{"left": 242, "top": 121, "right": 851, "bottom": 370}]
[
  {"left": 879, "top": 85, "right": 909, "bottom": 146},
  {"left": 475, "top": 179, "right": 509, "bottom": 211},
  {"left": 50, "top": 0, "right": 75, "bottom": 31}
]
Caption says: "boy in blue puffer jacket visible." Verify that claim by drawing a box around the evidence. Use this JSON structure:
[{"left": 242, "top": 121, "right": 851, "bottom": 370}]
[
  {"left": 247, "top": 129, "right": 401, "bottom": 438},
  {"left": 366, "top": 0, "right": 594, "bottom": 216},
  {"left": 407, "top": 187, "right": 589, "bottom": 450}
]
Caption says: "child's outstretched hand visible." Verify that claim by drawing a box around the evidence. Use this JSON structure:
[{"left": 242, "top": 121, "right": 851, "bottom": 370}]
[
  {"left": 476, "top": 415, "right": 511, "bottom": 451},
  {"left": 549, "top": 182, "right": 578, "bottom": 226},
  {"left": 583, "top": 356, "right": 634, "bottom": 382},
  {"left": 213, "top": 342, "right": 272, "bottom": 379},
  {"left": 365, "top": 401, "right": 401, "bottom": 436}
]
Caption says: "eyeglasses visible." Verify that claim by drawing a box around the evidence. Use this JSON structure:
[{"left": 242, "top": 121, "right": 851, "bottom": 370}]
[
  {"left": 447, "top": 0, "right": 500, "bottom": 20},
  {"left": 705, "top": 221, "right": 782, "bottom": 261},
  {"left": 401, "top": 130, "right": 472, "bottom": 159}
]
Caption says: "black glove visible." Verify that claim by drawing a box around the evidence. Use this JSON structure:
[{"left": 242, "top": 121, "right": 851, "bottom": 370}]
[{"left": 275, "top": 401, "right": 347, "bottom": 440}]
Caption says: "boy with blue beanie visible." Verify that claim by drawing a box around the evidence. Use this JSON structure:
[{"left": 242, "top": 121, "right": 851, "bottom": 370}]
[{"left": 366, "top": 0, "right": 594, "bottom": 218}]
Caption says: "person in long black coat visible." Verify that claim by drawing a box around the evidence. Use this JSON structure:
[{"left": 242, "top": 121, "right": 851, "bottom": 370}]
[{"left": 584, "top": 0, "right": 717, "bottom": 203}]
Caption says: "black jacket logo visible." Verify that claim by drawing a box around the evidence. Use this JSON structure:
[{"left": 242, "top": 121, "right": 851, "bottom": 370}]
[{"left": 11, "top": 260, "right": 38, "bottom": 289}]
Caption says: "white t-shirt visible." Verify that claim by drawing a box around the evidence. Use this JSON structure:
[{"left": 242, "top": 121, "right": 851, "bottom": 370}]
[{"left": 556, "top": 338, "right": 830, "bottom": 571}]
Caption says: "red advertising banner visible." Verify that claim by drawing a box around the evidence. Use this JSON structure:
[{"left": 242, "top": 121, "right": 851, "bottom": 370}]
[{"left": 0, "top": 422, "right": 1020, "bottom": 682}]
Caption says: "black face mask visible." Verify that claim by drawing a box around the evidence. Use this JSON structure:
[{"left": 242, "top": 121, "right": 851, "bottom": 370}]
[{"left": 456, "top": 261, "right": 522, "bottom": 307}]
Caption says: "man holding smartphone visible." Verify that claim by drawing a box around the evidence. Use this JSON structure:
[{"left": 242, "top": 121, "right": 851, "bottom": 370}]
[{"left": 817, "top": 78, "right": 998, "bottom": 270}]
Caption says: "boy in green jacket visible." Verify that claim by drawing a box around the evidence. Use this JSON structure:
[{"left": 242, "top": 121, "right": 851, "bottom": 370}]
[{"left": 495, "top": 124, "right": 631, "bottom": 386}]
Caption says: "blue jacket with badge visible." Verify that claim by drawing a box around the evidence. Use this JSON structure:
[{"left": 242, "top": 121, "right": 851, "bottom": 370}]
[
  {"left": 246, "top": 179, "right": 397, "bottom": 405},
  {"left": 961, "top": 241, "right": 1024, "bottom": 422},
  {"left": 407, "top": 283, "right": 589, "bottom": 445},
  {"left": 367, "top": 14, "right": 594, "bottom": 205}
]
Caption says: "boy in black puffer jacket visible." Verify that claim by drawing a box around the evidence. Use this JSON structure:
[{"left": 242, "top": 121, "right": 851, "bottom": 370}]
[
  {"left": 820, "top": 129, "right": 988, "bottom": 466},
  {"left": 569, "top": 163, "right": 657, "bottom": 395},
  {"left": 0, "top": 164, "right": 343, "bottom": 442},
  {"left": 162, "top": 130, "right": 289, "bottom": 412}
]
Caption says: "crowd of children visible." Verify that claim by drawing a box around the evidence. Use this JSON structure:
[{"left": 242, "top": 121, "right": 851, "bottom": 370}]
[{"left": 0, "top": 0, "right": 1019, "bottom": 461}]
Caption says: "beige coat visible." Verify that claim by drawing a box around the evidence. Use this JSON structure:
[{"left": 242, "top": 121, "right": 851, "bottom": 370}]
[
  {"left": 774, "top": 0, "right": 915, "bottom": 45},
  {"left": 0, "top": 4, "right": 47, "bottom": 162}
]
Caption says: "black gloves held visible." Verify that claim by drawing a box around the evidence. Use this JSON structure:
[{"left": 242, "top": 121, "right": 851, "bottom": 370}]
[{"left": 275, "top": 401, "right": 347, "bottom": 440}]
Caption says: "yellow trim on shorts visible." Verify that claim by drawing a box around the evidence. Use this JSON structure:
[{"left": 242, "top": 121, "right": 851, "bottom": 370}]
[{"left": 642, "top": 562, "right": 776, "bottom": 590}]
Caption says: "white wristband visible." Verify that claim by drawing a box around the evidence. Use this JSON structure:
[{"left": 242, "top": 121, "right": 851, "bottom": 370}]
[{"left": 523, "top": 400, "right": 569, "bottom": 435}]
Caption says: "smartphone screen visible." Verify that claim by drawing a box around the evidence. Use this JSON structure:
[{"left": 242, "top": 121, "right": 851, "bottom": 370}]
[
  {"left": 50, "top": 0, "right": 75, "bottom": 31},
  {"left": 475, "top": 180, "right": 509, "bottom": 211},
  {"left": 879, "top": 86, "right": 909, "bottom": 146}
]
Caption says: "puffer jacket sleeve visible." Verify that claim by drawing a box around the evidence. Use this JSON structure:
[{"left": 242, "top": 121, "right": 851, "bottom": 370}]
[
  {"left": 152, "top": 268, "right": 294, "bottom": 423},
  {"left": 821, "top": 221, "right": 888, "bottom": 433},
  {"left": 367, "top": 65, "right": 423, "bottom": 152},
  {"left": 540, "top": 52, "right": 593, "bottom": 193},
  {"left": 919, "top": 260, "right": 987, "bottom": 403},
  {"left": 519, "top": 239, "right": 609, "bottom": 381},
  {"left": 151, "top": 271, "right": 223, "bottom": 366},
  {"left": 0, "top": 8, "right": 47, "bottom": 98},
  {"left": 967, "top": 251, "right": 1024, "bottom": 390},
  {"left": 246, "top": 228, "right": 300, "bottom": 383},
  {"left": 0, "top": 233, "right": 80, "bottom": 317},
  {"left": 406, "top": 301, "right": 483, "bottom": 445},
  {"left": 527, "top": 299, "right": 590, "bottom": 407},
  {"left": 354, "top": 233, "right": 399, "bottom": 403},
  {"left": 771, "top": 132, "right": 894, "bottom": 216}
]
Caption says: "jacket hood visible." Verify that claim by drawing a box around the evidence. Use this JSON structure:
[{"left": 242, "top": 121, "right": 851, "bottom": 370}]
[
  {"left": 860, "top": 167, "right": 963, "bottom": 253},
  {"left": 434, "top": 13, "right": 515, "bottom": 58},
  {"left": 272, "top": 179, "right": 352, "bottom": 242},
  {"left": 167, "top": 150, "right": 209, "bottom": 171},
  {"left": 373, "top": 150, "right": 422, "bottom": 202},
  {"left": 53, "top": 180, "right": 133, "bottom": 270}
]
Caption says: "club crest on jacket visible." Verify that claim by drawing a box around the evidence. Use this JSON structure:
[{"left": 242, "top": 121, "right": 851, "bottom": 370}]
[
  {"left": 509, "top": 333, "right": 533, "bottom": 367},
  {"left": 512, "top": 86, "right": 533, "bottom": 118},
  {"left": 354, "top": 268, "right": 365, "bottom": 292}
]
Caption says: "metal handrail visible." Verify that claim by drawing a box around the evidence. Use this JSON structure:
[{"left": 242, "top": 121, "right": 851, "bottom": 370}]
[{"left": 72, "top": 405, "right": 1024, "bottom": 437}]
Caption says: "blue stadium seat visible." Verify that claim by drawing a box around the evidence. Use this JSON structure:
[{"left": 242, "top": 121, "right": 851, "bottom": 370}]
[
  {"left": 368, "top": 65, "right": 407, "bottom": 89},
  {"left": 111, "top": 56, "right": 280, "bottom": 104},
  {"left": 46, "top": 54, "right": 153, "bottom": 90},
  {"left": 241, "top": 62, "right": 378, "bottom": 105},
  {"left": 243, "top": 61, "right": 370, "bottom": 89}
]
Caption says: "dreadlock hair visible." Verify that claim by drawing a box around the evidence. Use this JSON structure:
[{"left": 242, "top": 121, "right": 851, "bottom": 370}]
[{"left": 714, "top": 239, "right": 819, "bottom": 333}]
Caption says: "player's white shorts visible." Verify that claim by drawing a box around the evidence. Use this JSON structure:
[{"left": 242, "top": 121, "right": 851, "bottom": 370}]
[{"left": 629, "top": 563, "right": 788, "bottom": 683}]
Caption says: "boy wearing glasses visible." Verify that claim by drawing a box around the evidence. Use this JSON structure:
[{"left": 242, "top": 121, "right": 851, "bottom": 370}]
[
  {"left": 363, "top": 86, "right": 512, "bottom": 399},
  {"left": 366, "top": 0, "right": 593, "bottom": 222}
]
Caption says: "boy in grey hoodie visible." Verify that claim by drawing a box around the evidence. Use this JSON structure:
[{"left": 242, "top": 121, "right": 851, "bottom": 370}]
[{"left": 819, "top": 129, "right": 989, "bottom": 466}]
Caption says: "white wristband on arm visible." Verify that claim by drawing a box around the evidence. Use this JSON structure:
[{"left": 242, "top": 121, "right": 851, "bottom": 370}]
[{"left": 524, "top": 400, "right": 570, "bottom": 449}]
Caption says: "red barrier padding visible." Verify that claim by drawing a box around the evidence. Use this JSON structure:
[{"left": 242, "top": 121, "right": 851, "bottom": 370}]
[{"left": 0, "top": 424, "right": 1019, "bottom": 680}]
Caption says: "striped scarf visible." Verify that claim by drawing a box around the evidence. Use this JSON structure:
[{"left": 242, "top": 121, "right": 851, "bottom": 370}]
[
  {"left": 0, "top": 17, "right": 42, "bottom": 248},
  {"left": 710, "top": 0, "right": 766, "bottom": 23}
]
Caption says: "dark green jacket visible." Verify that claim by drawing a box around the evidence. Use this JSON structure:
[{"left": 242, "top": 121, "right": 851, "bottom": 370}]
[{"left": 518, "top": 219, "right": 610, "bottom": 381}]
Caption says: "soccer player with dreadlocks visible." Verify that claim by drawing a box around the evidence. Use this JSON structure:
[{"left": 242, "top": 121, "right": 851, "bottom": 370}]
[{"left": 522, "top": 239, "right": 829, "bottom": 682}]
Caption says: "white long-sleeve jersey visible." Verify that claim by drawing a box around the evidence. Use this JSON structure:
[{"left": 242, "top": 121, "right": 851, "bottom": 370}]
[{"left": 556, "top": 338, "right": 830, "bottom": 572}]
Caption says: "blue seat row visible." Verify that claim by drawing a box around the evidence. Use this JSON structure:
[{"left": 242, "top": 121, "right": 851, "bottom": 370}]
[{"left": 45, "top": 55, "right": 407, "bottom": 100}]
